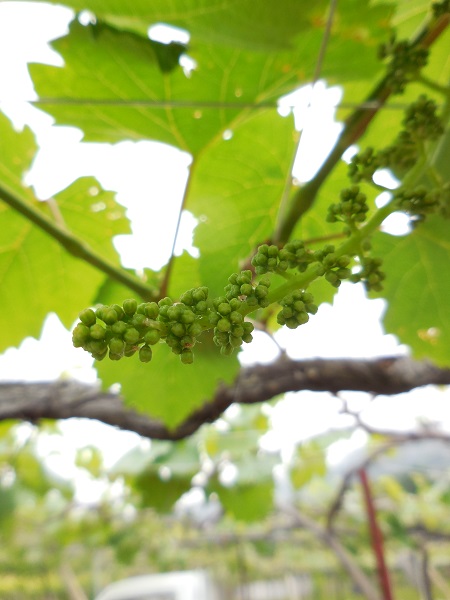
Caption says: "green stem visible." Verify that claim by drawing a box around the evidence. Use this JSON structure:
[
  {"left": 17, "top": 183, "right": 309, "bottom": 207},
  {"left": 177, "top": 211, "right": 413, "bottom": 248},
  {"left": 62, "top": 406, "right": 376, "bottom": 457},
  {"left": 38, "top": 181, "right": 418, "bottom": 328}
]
[
  {"left": 273, "top": 11, "right": 449, "bottom": 244},
  {"left": 417, "top": 74, "right": 450, "bottom": 96},
  {"left": 0, "top": 183, "right": 156, "bottom": 300},
  {"left": 265, "top": 201, "right": 398, "bottom": 309}
]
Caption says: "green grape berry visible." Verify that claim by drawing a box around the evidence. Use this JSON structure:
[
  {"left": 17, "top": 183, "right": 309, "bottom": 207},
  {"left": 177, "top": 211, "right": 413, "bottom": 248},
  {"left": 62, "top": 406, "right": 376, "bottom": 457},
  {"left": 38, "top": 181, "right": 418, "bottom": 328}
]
[
  {"left": 79, "top": 308, "right": 96, "bottom": 327},
  {"left": 109, "top": 337, "right": 125, "bottom": 356},
  {"left": 112, "top": 304, "right": 125, "bottom": 320},
  {"left": 87, "top": 340, "right": 108, "bottom": 356},
  {"left": 123, "top": 327, "right": 140, "bottom": 344},
  {"left": 188, "top": 322, "right": 203, "bottom": 337},
  {"left": 124, "top": 345, "right": 138, "bottom": 357},
  {"left": 123, "top": 298, "right": 138, "bottom": 316},
  {"left": 139, "top": 345, "right": 153, "bottom": 363},
  {"left": 180, "top": 349, "right": 194, "bottom": 364},
  {"left": 90, "top": 324, "right": 106, "bottom": 340},
  {"left": 217, "top": 318, "right": 231, "bottom": 333},
  {"left": 111, "top": 321, "right": 127, "bottom": 336},
  {"left": 171, "top": 322, "right": 185, "bottom": 338},
  {"left": 230, "top": 311, "right": 243, "bottom": 325},
  {"left": 144, "top": 329, "right": 161, "bottom": 345},
  {"left": 72, "top": 323, "right": 90, "bottom": 347}
]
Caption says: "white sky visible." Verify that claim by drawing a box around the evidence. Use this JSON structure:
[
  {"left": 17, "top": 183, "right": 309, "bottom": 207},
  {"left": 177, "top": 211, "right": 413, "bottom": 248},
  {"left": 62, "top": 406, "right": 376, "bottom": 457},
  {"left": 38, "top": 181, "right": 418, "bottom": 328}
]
[{"left": 0, "top": 2, "right": 448, "bottom": 501}]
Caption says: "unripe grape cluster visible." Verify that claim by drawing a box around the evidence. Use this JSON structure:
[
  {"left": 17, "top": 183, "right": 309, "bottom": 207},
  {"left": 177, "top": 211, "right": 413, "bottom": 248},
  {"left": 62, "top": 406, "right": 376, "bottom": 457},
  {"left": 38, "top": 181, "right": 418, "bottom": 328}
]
[
  {"left": 348, "top": 130, "right": 420, "bottom": 182},
  {"left": 347, "top": 148, "right": 384, "bottom": 184},
  {"left": 395, "top": 186, "right": 440, "bottom": 223},
  {"left": 72, "top": 292, "right": 209, "bottom": 365},
  {"left": 432, "top": 0, "right": 450, "bottom": 17},
  {"left": 327, "top": 186, "right": 370, "bottom": 229},
  {"left": 396, "top": 184, "right": 450, "bottom": 222},
  {"left": 313, "top": 245, "right": 353, "bottom": 288},
  {"left": 224, "top": 270, "right": 271, "bottom": 308},
  {"left": 378, "top": 37, "right": 429, "bottom": 93},
  {"left": 351, "top": 257, "right": 385, "bottom": 292},
  {"left": 402, "top": 95, "right": 444, "bottom": 141},
  {"left": 276, "top": 291, "right": 318, "bottom": 329},
  {"left": 252, "top": 240, "right": 316, "bottom": 274},
  {"left": 208, "top": 295, "right": 255, "bottom": 355}
]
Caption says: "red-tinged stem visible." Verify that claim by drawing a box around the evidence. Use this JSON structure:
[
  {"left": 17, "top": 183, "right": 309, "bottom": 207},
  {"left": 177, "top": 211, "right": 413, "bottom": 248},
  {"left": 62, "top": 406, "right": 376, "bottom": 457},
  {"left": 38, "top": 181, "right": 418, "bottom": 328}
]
[{"left": 359, "top": 468, "right": 394, "bottom": 600}]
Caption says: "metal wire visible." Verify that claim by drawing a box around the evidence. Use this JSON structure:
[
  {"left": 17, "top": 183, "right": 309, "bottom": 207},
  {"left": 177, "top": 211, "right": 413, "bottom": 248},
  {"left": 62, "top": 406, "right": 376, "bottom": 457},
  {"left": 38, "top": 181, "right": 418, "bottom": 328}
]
[{"left": 15, "top": 97, "right": 420, "bottom": 111}]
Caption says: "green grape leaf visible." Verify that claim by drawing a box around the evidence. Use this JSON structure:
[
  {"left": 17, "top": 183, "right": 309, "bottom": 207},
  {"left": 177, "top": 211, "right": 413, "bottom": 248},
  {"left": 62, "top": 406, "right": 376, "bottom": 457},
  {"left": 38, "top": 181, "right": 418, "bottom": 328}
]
[
  {"left": 132, "top": 470, "right": 192, "bottom": 513},
  {"left": 24, "top": 0, "right": 327, "bottom": 50},
  {"left": 94, "top": 268, "right": 161, "bottom": 306},
  {"left": 204, "top": 429, "right": 263, "bottom": 462},
  {"left": 289, "top": 440, "right": 327, "bottom": 490},
  {"left": 167, "top": 251, "right": 201, "bottom": 299},
  {"left": 109, "top": 441, "right": 173, "bottom": 476},
  {"left": 372, "top": 217, "right": 450, "bottom": 366},
  {"left": 0, "top": 113, "right": 130, "bottom": 351},
  {"left": 208, "top": 453, "right": 277, "bottom": 522},
  {"left": 96, "top": 333, "right": 240, "bottom": 428},
  {"left": 28, "top": 0, "right": 393, "bottom": 153},
  {"left": 189, "top": 111, "right": 297, "bottom": 296},
  {"left": 214, "top": 481, "right": 274, "bottom": 522},
  {"left": 386, "top": 0, "right": 434, "bottom": 38},
  {"left": 15, "top": 450, "right": 53, "bottom": 496},
  {"left": 29, "top": 19, "right": 320, "bottom": 154},
  {"left": 119, "top": 439, "right": 201, "bottom": 512}
]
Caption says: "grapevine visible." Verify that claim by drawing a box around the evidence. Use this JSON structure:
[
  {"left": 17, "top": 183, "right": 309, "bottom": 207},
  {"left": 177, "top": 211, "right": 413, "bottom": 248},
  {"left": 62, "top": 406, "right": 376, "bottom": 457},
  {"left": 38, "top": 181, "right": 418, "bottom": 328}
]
[{"left": 73, "top": 21, "right": 449, "bottom": 366}]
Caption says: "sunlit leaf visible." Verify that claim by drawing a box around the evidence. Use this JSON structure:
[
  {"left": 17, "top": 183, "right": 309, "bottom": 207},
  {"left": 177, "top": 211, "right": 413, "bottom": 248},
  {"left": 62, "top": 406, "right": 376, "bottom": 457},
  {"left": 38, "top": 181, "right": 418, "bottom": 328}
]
[
  {"left": 97, "top": 333, "right": 239, "bottom": 427},
  {"left": 0, "top": 113, "right": 131, "bottom": 350},
  {"left": 372, "top": 217, "right": 450, "bottom": 366}
]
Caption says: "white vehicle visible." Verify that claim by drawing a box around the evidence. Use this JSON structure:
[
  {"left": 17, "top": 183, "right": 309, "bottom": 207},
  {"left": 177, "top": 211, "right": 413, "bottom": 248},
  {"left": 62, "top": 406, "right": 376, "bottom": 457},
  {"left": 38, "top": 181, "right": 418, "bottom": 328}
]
[{"left": 94, "top": 570, "right": 223, "bottom": 600}]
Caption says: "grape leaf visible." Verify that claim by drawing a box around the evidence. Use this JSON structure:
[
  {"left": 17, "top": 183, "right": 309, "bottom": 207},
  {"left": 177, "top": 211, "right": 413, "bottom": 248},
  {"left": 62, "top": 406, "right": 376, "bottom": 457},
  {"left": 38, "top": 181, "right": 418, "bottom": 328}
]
[
  {"left": 208, "top": 452, "right": 277, "bottom": 522},
  {"left": 132, "top": 470, "right": 193, "bottom": 513},
  {"left": 23, "top": 0, "right": 328, "bottom": 50},
  {"left": 29, "top": 0, "right": 394, "bottom": 152},
  {"left": 289, "top": 441, "right": 327, "bottom": 490},
  {"left": 212, "top": 481, "right": 274, "bottom": 522},
  {"left": 372, "top": 217, "right": 450, "bottom": 366},
  {"left": 96, "top": 333, "right": 240, "bottom": 427},
  {"left": 189, "top": 110, "right": 297, "bottom": 296},
  {"left": 29, "top": 19, "right": 322, "bottom": 154},
  {"left": 0, "top": 112, "right": 130, "bottom": 350}
]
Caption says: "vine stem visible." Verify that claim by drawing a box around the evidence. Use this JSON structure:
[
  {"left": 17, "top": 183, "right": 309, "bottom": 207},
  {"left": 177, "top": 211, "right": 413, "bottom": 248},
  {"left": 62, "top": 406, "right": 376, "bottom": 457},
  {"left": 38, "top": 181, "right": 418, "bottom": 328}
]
[
  {"left": 417, "top": 74, "right": 450, "bottom": 96},
  {"left": 262, "top": 200, "right": 397, "bottom": 309},
  {"left": 273, "top": 10, "right": 450, "bottom": 244},
  {"left": 0, "top": 183, "right": 155, "bottom": 300}
]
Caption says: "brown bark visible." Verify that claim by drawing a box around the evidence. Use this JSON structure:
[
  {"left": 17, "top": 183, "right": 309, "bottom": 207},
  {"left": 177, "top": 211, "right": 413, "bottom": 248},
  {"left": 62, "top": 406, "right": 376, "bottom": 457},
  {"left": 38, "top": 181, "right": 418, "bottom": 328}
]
[{"left": 0, "top": 356, "right": 449, "bottom": 440}]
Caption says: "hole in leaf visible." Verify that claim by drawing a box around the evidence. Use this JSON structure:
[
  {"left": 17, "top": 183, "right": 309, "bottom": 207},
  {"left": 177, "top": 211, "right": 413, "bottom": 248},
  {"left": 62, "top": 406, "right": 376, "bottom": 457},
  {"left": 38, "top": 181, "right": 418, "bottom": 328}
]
[
  {"left": 148, "top": 23, "right": 190, "bottom": 45},
  {"left": 77, "top": 10, "right": 96, "bottom": 26}
]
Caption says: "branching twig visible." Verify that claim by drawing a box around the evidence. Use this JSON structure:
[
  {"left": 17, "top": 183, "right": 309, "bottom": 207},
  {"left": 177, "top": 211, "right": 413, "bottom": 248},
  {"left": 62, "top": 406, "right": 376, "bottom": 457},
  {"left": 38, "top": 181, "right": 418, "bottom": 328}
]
[
  {"left": 279, "top": 502, "right": 380, "bottom": 600},
  {"left": 326, "top": 424, "right": 450, "bottom": 531}
]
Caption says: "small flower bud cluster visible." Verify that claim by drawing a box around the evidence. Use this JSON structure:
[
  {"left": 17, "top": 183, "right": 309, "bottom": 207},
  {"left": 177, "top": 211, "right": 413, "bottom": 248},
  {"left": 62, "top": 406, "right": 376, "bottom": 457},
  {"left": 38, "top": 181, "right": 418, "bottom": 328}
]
[
  {"left": 348, "top": 147, "right": 385, "bottom": 183},
  {"left": 208, "top": 296, "right": 255, "bottom": 355},
  {"left": 378, "top": 37, "right": 429, "bottom": 93},
  {"left": 395, "top": 183, "right": 450, "bottom": 223},
  {"left": 72, "top": 291, "right": 209, "bottom": 365},
  {"left": 402, "top": 95, "right": 444, "bottom": 141},
  {"left": 276, "top": 291, "right": 318, "bottom": 329},
  {"left": 432, "top": 0, "right": 450, "bottom": 18},
  {"left": 313, "top": 246, "right": 353, "bottom": 288},
  {"left": 351, "top": 257, "right": 385, "bottom": 292},
  {"left": 395, "top": 186, "right": 440, "bottom": 224},
  {"left": 327, "top": 186, "right": 370, "bottom": 229},
  {"left": 225, "top": 270, "right": 271, "bottom": 308}
]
